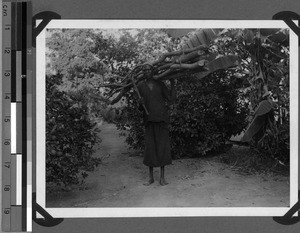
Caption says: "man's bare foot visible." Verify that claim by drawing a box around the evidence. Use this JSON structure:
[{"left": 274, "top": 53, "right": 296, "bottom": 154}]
[
  {"left": 159, "top": 179, "right": 168, "bottom": 186},
  {"left": 143, "top": 179, "right": 154, "bottom": 186}
]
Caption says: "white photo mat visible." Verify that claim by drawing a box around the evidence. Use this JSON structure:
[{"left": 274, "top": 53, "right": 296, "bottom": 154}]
[{"left": 36, "top": 20, "right": 298, "bottom": 218}]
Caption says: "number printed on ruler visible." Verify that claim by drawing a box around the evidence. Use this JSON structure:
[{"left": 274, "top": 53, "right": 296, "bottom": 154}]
[
  {"left": 3, "top": 3, "right": 8, "bottom": 16},
  {"left": 2, "top": 1, "right": 12, "bottom": 232}
]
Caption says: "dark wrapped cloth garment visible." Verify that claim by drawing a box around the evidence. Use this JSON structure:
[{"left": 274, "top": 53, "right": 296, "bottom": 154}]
[
  {"left": 144, "top": 121, "right": 172, "bottom": 167},
  {"left": 138, "top": 79, "right": 173, "bottom": 167}
]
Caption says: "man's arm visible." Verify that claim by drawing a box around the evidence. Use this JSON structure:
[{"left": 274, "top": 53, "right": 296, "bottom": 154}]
[
  {"left": 137, "top": 82, "right": 146, "bottom": 112},
  {"left": 161, "top": 79, "right": 176, "bottom": 104}
]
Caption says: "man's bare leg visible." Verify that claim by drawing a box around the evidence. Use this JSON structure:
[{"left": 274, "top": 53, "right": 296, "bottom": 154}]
[
  {"left": 160, "top": 166, "right": 168, "bottom": 186},
  {"left": 144, "top": 167, "right": 154, "bottom": 186}
]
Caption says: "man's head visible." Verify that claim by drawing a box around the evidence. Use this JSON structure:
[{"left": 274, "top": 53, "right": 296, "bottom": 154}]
[{"left": 143, "top": 63, "right": 154, "bottom": 80}]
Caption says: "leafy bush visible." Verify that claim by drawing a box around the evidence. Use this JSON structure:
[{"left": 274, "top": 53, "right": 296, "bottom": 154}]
[
  {"left": 46, "top": 75, "right": 101, "bottom": 187},
  {"left": 252, "top": 112, "right": 290, "bottom": 166},
  {"left": 115, "top": 90, "right": 145, "bottom": 150},
  {"left": 170, "top": 70, "right": 248, "bottom": 157}
]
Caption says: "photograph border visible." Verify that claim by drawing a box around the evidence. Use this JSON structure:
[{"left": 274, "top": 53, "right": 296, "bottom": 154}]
[{"left": 36, "top": 19, "right": 298, "bottom": 218}]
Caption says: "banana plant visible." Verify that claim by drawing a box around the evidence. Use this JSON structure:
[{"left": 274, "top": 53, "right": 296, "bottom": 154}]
[
  {"left": 217, "top": 28, "right": 288, "bottom": 142},
  {"left": 168, "top": 28, "right": 288, "bottom": 142}
]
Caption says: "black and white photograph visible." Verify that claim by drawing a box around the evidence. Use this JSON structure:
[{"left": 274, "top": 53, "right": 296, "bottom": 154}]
[{"left": 36, "top": 20, "right": 298, "bottom": 218}]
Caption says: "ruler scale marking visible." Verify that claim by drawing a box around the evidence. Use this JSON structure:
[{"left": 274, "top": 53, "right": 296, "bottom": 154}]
[
  {"left": 11, "top": 51, "right": 16, "bottom": 102},
  {"left": 16, "top": 52, "right": 22, "bottom": 101},
  {"left": 16, "top": 103, "right": 22, "bottom": 154},
  {"left": 10, "top": 1, "right": 19, "bottom": 231},
  {"left": 17, "top": 2, "right": 22, "bottom": 50},
  {"left": 11, "top": 155, "right": 17, "bottom": 206},
  {"left": 11, "top": 2, "right": 15, "bottom": 51},
  {"left": 2, "top": 2, "right": 12, "bottom": 231},
  {"left": 16, "top": 154, "right": 22, "bottom": 206}
]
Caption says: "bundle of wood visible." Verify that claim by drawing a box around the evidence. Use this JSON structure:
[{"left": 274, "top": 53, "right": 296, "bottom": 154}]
[
  {"left": 105, "top": 45, "right": 238, "bottom": 105},
  {"left": 103, "top": 28, "right": 241, "bottom": 104}
]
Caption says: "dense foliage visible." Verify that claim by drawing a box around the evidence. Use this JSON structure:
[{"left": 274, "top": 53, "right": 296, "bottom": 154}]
[
  {"left": 170, "top": 70, "right": 248, "bottom": 157},
  {"left": 46, "top": 74, "right": 101, "bottom": 186},
  {"left": 254, "top": 114, "right": 290, "bottom": 165}
]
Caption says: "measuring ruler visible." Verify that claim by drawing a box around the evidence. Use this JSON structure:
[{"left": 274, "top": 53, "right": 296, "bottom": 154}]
[
  {"left": 2, "top": 1, "right": 12, "bottom": 230},
  {"left": 2, "top": 1, "right": 31, "bottom": 231}
]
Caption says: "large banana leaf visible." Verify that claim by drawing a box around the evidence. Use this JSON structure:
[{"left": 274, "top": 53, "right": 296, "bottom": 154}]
[
  {"left": 240, "top": 116, "right": 265, "bottom": 142},
  {"left": 195, "top": 55, "right": 240, "bottom": 79},
  {"left": 183, "top": 29, "right": 222, "bottom": 48},
  {"left": 180, "top": 29, "right": 239, "bottom": 79},
  {"left": 240, "top": 100, "right": 274, "bottom": 142},
  {"left": 260, "top": 28, "right": 289, "bottom": 45}
]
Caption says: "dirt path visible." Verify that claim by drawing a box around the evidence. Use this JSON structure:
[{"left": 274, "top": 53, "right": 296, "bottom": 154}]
[{"left": 47, "top": 123, "right": 289, "bottom": 208}]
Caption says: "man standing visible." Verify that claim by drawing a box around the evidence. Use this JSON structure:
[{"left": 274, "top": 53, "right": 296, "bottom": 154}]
[{"left": 137, "top": 64, "right": 176, "bottom": 186}]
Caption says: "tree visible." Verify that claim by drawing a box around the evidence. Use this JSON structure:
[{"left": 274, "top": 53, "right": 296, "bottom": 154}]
[{"left": 46, "top": 29, "right": 108, "bottom": 118}]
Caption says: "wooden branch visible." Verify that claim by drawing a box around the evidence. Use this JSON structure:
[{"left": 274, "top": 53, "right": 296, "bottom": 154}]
[
  {"left": 108, "top": 46, "right": 210, "bottom": 104},
  {"left": 99, "top": 83, "right": 125, "bottom": 88},
  {"left": 155, "top": 67, "right": 207, "bottom": 81},
  {"left": 150, "top": 45, "right": 208, "bottom": 66},
  {"left": 173, "top": 50, "right": 206, "bottom": 63},
  {"left": 111, "top": 75, "right": 126, "bottom": 80},
  {"left": 115, "top": 82, "right": 133, "bottom": 91},
  {"left": 157, "top": 62, "right": 174, "bottom": 71},
  {"left": 170, "top": 60, "right": 206, "bottom": 70},
  {"left": 157, "top": 53, "right": 207, "bottom": 72},
  {"left": 153, "top": 69, "right": 177, "bottom": 80},
  {"left": 110, "top": 87, "right": 130, "bottom": 105}
]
